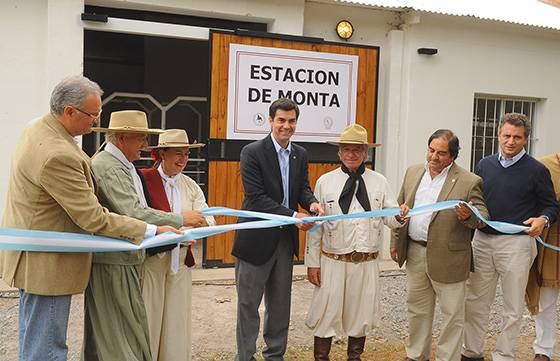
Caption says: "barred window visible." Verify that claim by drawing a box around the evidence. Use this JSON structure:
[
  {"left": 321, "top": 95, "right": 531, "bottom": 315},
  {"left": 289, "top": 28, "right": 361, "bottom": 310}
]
[{"left": 470, "top": 95, "right": 537, "bottom": 171}]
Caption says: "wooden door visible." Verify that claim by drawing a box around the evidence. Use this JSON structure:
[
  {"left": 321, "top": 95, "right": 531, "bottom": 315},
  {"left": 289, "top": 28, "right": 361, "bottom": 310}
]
[{"left": 205, "top": 31, "right": 379, "bottom": 266}]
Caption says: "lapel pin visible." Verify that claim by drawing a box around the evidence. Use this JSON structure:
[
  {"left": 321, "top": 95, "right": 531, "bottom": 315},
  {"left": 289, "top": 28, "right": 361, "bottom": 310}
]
[{"left": 452, "top": 179, "right": 456, "bottom": 183}]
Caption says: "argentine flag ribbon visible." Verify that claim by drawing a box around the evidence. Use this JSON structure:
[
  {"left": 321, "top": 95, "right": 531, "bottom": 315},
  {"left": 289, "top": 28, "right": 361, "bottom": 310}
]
[{"left": 0, "top": 201, "right": 556, "bottom": 252}]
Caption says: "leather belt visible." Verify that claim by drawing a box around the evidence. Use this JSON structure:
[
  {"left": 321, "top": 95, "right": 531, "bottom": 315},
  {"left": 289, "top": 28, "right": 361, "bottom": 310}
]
[
  {"left": 321, "top": 250, "right": 378, "bottom": 263},
  {"left": 411, "top": 239, "right": 428, "bottom": 247}
]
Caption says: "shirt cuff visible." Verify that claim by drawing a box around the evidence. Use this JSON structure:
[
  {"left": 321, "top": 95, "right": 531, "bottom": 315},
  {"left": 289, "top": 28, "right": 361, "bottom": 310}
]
[
  {"left": 292, "top": 211, "right": 298, "bottom": 217},
  {"left": 145, "top": 224, "right": 157, "bottom": 238}
]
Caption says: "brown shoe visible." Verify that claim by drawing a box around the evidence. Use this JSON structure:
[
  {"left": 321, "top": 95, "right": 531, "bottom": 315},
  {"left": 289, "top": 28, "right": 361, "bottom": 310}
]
[
  {"left": 534, "top": 354, "right": 551, "bottom": 361},
  {"left": 347, "top": 336, "right": 365, "bottom": 361},
  {"left": 313, "top": 337, "right": 332, "bottom": 361},
  {"left": 460, "top": 355, "right": 484, "bottom": 361}
]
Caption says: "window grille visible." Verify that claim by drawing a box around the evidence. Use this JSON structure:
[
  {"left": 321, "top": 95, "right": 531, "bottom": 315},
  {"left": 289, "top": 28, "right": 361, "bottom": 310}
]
[{"left": 470, "top": 96, "right": 537, "bottom": 171}]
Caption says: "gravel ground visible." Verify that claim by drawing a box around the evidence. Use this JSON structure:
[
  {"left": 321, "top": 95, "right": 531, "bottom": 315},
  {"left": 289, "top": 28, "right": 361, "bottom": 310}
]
[{"left": 0, "top": 271, "right": 556, "bottom": 360}]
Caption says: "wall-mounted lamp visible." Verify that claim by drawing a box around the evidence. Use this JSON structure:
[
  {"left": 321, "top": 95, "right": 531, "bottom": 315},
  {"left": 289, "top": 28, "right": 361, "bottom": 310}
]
[
  {"left": 417, "top": 48, "right": 438, "bottom": 55},
  {"left": 336, "top": 20, "right": 354, "bottom": 40}
]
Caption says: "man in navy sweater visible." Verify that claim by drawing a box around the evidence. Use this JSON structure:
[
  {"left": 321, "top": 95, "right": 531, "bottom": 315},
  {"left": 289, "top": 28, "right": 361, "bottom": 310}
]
[{"left": 461, "top": 113, "right": 559, "bottom": 361}]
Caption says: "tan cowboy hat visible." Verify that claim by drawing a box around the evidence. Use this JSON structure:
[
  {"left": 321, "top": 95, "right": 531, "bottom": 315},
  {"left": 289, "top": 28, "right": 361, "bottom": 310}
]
[
  {"left": 92, "top": 110, "right": 164, "bottom": 134},
  {"left": 327, "top": 124, "right": 381, "bottom": 147},
  {"left": 145, "top": 129, "right": 204, "bottom": 149}
]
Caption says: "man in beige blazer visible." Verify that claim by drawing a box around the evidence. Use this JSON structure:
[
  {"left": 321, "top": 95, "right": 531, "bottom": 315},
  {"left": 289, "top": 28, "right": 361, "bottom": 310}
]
[
  {"left": 0, "top": 75, "right": 175, "bottom": 361},
  {"left": 391, "top": 129, "right": 488, "bottom": 361}
]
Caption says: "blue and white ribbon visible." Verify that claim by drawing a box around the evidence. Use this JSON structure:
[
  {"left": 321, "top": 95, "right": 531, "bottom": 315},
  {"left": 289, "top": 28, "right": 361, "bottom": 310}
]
[{"left": 0, "top": 201, "right": 557, "bottom": 252}]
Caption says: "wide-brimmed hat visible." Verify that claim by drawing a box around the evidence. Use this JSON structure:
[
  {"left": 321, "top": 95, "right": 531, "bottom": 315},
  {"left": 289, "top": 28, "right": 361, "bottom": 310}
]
[
  {"left": 92, "top": 110, "right": 164, "bottom": 134},
  {"left": 145, "top": 129, "right": 204, "bottom": 149},
  {"left": 327, "top": 124, "right": 381, "bottom": 147}
]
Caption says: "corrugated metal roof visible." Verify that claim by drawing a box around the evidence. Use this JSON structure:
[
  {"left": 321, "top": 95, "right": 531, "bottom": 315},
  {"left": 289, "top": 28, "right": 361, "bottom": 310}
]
[{"left": 335, "top": 0, "right": 560, "bottom": 31}]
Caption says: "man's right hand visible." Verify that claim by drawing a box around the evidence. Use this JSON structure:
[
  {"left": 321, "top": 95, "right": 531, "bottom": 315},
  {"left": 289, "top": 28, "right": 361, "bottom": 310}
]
[
  {"left": 390, "top": 247, "right": 398, "bottom": 263},
  {"left": 307, "top": 267, "right": 321, "bottom": 287},
  {"left": 156, "top": 225, "right": 182, "bottom": 235},
  {"left": 182, "top": 210, "right": 207, "bottom": 228}
]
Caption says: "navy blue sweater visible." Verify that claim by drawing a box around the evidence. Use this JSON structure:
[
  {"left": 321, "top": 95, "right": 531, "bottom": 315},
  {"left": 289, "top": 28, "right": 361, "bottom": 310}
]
[{"left": 476, "top": 153, "right": 559, "bottom": 235}]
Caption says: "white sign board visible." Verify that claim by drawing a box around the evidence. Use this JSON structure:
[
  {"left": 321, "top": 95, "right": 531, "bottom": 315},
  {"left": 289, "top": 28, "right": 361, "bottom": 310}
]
[{"left": 227, "top": 44, "right": 359, "bottom": 143}]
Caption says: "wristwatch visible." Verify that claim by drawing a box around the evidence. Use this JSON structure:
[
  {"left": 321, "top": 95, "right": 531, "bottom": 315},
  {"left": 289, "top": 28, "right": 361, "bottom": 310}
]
[{"left": 540, "top": 215, "right": 550, "bottom": 228}]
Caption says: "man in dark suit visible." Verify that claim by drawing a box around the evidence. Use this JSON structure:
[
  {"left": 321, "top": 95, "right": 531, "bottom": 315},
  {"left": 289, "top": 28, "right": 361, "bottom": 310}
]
[{"left": 233, "top": 98, "right": 324, "bottom": 361}]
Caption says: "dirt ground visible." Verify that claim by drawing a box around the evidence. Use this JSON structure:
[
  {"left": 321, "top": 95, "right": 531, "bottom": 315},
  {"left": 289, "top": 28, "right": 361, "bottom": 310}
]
[{"left": 0, "top": 272, "right": 557, "bottom": 360}]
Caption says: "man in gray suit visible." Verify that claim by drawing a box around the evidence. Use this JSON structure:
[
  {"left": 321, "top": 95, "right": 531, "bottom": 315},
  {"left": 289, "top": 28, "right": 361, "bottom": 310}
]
[{"left": 391, "top": 129, "right": 488, "bottom": 361}]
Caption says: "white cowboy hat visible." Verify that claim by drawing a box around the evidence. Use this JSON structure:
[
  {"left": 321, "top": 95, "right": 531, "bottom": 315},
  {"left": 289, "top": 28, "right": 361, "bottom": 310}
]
[
  {"left": 326, "top": 124, "right": 381, "bottom": 147},
  {"left": 92, "top": 110, "right": 164, "bottom": 134},
  {"left": 145, "top": 129, "right": 205, "bottom": 149}
]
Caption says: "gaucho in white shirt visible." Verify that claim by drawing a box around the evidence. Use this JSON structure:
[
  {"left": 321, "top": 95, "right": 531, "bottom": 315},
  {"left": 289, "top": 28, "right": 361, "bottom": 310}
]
[{"left": 305, "top": 124, "right": 408, "bottom": 361}]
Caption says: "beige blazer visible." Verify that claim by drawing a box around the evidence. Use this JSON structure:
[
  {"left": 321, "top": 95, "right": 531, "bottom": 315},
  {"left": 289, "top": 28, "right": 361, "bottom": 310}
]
[
  {"left": 0, "top": 114, "right": 147, "bottom": 295},
  {"left": 391, "top": 163, "right": 488, "bottom": 283}
]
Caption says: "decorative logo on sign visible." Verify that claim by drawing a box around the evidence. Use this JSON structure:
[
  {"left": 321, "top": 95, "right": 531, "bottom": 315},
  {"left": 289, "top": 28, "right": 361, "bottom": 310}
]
[
  {"left": 323, "top": 116, "right": 334, "bottom": 130},
  {"left": 253, "top": 113, "right": 266, "bottom": 126}
]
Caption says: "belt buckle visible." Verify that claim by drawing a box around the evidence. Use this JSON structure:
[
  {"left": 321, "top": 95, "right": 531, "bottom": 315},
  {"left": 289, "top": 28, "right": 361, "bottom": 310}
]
[{"left": 350, "top": 251, "right": 363, "bottom": 263}]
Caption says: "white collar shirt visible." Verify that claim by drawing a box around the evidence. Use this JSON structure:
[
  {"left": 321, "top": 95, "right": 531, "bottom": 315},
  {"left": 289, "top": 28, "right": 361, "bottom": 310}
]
[
  {"left": 271, "top": 135, "right": 292, "bottom": 209},
  {"left": 408, "top": 162, "right": 453, "bottom": 241},
  {"left": 105, "top": 142, "right": 148, "bottom": 208},
  {"left": 498, "top": 148, "right": 526, "bottom": 168}
]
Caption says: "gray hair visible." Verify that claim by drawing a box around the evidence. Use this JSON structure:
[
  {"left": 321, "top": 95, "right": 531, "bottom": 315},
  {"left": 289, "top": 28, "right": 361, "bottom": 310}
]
[
  {"left": 106, "top": 132, "right": 119, "bottom": 144},
  {"left": 50, "top": 75, "right": 103, "bottom": 116}
]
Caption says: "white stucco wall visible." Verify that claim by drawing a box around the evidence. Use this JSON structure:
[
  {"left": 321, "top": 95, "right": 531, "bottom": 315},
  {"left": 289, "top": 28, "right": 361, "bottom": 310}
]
[
  {"left": 0, "top": 0, "right": 83, "bottom": 213},
  {"left": 304, "top": 2, "right": 560, "bottom": 193},
  {"left": 403, "top": 13, "right": 560, "bottom": 170},
  {"left": 1, "top": 0, "right": 559, "bottom": 260},
  {"left": 88, "top": 0, "right": 306, "bottom": 35},
  {"left": 304, "top": 2, "right": 560, "bottom": 258}
]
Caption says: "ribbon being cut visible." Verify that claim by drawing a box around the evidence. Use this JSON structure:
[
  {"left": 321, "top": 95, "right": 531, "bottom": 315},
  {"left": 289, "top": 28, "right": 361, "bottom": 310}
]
[{"left": 0, "top": 200, "right": 556, "bottom": 252}]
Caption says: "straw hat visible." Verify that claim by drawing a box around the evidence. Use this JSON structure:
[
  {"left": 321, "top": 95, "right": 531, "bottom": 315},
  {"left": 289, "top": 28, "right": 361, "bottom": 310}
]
[
  {"left": 92, "top": 110, "right": 164, "bottom": 134},
  {"left": 327, "top": 124, "right": 381, "bottom": 147},
  {"left": 145, "top": 129, "right": 204, "bottom": 149}
]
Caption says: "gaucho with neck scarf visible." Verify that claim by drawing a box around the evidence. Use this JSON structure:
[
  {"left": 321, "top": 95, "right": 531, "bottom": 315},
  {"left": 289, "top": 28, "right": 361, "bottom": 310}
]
[{"left": 305, "top": 123, "right": 409, "bottom": 361}]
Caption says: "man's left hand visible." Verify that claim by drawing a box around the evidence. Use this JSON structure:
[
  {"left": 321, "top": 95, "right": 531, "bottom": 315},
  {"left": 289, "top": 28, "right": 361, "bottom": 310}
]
[
  {"left": 523, "top": 216, "right": 548, "bottom": 237},
  {"left": 309, "top": 202, "right": 325, "bottom": 216},
  {"left": 454, "top": 202, "right": 473, "bottom": 221}
]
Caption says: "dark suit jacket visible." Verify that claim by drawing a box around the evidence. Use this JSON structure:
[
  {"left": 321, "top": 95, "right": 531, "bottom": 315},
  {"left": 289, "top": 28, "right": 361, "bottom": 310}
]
[
  {"left": 391, "top": 163, "right": 489, "bottom": 283},
  {"left": 232, "top": 135, "right": 317, "bottom": 265}
]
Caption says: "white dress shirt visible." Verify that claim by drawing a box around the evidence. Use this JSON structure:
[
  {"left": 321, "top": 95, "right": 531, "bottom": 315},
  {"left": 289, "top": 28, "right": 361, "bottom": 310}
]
[
  {"left": 271, "top": 135, "right": 297, "bottom": 216},
  {"left": 498, "top": 148, "right": 526, "bottom": 168},
  {"left": 408, "top": 163, "right": 452, "bottom": 242},
  {"left": 105, "top": 142, "right": 157, "bottom": 238}
]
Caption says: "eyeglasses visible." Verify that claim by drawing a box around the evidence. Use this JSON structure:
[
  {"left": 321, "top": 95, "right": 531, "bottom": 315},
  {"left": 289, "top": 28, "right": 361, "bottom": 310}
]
[{"left": 74, "top": 107, "right": 102, "bottom": 119}]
